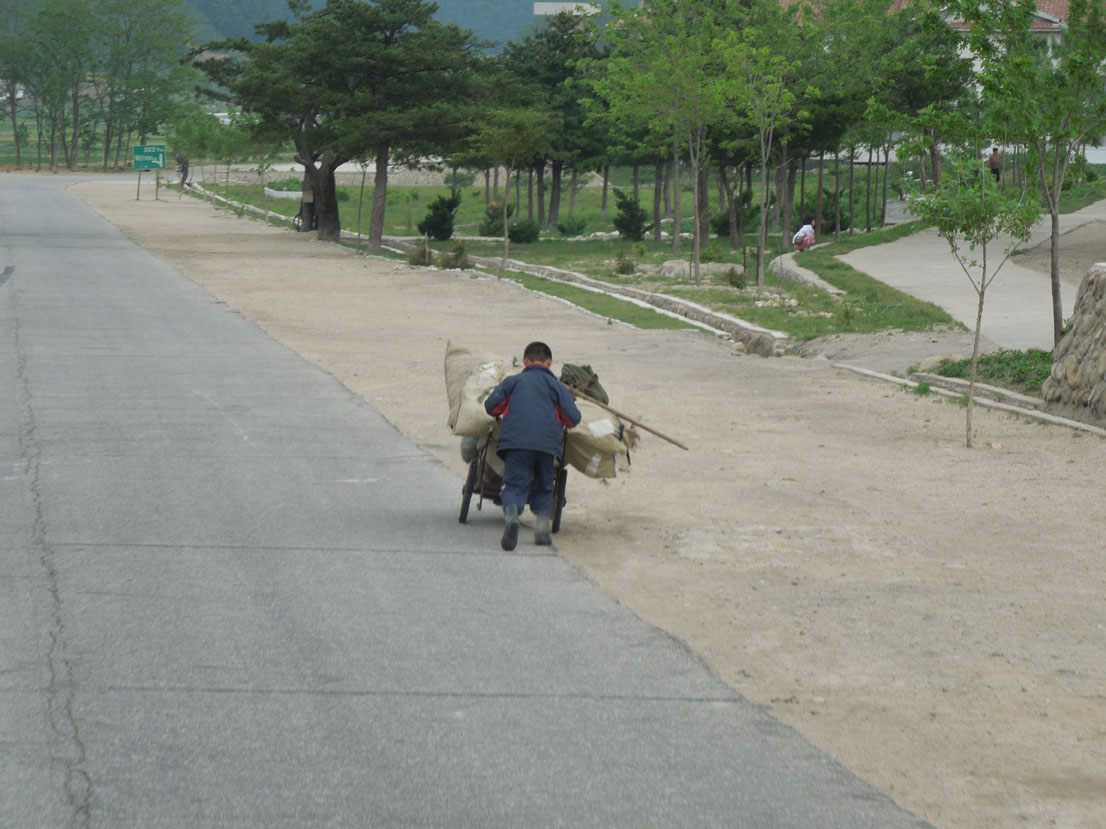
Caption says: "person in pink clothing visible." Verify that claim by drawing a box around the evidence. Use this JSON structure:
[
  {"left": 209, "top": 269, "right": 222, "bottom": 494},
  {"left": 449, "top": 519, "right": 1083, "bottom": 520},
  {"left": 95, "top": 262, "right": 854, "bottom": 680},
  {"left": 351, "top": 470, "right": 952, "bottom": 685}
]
[{"left": 792, "top": 215, "right": 816, "bottom": 252}]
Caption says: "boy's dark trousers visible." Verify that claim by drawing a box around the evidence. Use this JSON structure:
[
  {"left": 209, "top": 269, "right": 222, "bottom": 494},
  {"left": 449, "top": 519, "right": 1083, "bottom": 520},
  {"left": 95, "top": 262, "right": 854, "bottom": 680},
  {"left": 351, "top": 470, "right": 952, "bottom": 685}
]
[{"left": 500, "top": 448, "right": 555, "bottom": 516}]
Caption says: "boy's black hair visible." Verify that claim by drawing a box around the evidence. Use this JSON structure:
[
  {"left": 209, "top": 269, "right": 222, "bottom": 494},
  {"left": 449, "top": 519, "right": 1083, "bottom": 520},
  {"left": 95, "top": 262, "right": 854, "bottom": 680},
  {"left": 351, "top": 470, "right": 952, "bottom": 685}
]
[
  {"left": 524, "top": 341, "right": 553, "bottom": 362},
  {"left": 802, "top": 214, "right": 814, "bottom": 224}
]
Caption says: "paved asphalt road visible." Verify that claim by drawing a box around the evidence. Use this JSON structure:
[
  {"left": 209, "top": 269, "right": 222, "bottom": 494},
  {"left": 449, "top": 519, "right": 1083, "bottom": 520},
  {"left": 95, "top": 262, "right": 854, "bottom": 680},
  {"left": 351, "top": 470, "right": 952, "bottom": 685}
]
[{"left": 0, "top": 175, "right": 926, "bottom": 827}]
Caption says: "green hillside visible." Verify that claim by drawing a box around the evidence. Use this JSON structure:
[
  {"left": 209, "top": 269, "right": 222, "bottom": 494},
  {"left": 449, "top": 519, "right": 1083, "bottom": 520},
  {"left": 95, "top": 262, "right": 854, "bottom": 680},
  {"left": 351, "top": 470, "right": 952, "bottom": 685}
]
[{"left": 185, "top": 0, "right": 542, "bottom": 46}]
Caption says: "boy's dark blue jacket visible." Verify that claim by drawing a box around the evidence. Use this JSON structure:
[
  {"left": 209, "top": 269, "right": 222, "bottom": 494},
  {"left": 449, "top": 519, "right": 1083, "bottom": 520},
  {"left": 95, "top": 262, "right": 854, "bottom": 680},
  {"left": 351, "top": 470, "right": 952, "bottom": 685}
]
[{"left": 484, "top": 364, "right": 582, "bottom": 457}]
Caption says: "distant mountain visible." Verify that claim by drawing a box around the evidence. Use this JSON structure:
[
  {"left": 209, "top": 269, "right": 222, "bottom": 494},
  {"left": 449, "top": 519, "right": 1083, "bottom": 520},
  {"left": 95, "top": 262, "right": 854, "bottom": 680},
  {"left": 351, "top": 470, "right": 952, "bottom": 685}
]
[{"left": 184, "top": 0, "right": 544, "bottom": 47}]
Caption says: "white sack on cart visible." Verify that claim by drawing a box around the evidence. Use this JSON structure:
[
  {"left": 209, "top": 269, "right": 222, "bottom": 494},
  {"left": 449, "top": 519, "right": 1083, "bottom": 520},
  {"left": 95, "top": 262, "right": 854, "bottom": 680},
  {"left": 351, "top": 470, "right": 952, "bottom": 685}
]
[
  {"left": 445, "top": 341, "right": 520, "bottom": 437},
  {"left": 564, "top": 397, "right": 630, "bottom": 479}
]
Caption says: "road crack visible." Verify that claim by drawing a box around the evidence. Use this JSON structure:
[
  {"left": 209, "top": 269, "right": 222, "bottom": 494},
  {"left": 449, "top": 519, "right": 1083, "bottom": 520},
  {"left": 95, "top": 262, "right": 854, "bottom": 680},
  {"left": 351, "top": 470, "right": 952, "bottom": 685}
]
[{"left": 13, "top": 290, "right": 92, "bottom": 827}]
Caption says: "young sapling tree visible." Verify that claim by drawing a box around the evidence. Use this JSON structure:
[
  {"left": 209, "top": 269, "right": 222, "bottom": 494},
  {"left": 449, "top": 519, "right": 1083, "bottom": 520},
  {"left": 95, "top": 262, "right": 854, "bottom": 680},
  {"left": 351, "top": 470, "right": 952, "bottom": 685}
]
[{"left": 908, "top": 153, "right": 1040, "bottom": 447}]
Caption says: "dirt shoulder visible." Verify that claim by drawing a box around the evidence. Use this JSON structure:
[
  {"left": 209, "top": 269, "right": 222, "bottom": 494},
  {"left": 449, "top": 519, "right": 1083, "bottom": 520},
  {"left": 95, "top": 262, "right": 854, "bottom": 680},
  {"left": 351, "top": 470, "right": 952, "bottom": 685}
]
[{"left": 75, "top": 181, "right": 1106, "bottom": 828}]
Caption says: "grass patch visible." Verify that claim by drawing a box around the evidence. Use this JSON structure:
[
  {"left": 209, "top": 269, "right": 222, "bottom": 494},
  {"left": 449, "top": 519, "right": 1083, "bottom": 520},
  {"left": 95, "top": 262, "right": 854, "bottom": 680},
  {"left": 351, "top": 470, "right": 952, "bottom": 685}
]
[
  {"left": 498, "top": 269, "right": 699, "bottom": 330},
  {"left": 1057, "top": 174, "right": 1106, "bottom": 213},
  {"left": 935, "top": 348, "right": 1053, "bottom": 396}
]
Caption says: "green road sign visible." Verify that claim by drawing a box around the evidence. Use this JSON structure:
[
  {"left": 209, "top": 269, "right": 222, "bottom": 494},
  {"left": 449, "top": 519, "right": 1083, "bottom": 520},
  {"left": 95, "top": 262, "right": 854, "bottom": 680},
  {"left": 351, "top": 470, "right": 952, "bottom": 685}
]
[{"left": 133, "top": 144, "right": 166, "bottom": 170}]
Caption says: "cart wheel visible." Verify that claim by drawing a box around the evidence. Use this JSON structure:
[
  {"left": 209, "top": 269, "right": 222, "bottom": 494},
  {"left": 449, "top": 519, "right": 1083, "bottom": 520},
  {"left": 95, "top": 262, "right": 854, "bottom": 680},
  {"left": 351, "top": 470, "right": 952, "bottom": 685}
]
[
  {"left": 551, "top": 467, "right": 568, "bottom": 534},
  {"left": 459, "top": 457, "right": 478, "bottom": 523}
]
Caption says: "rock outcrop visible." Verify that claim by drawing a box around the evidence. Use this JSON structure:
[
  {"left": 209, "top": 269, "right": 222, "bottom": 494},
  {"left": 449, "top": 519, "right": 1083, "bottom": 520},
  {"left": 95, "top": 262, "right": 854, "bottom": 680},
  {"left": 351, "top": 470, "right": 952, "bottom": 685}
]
[{"left": 1042, "top": 263, "right": 1106, "bottom": 424}]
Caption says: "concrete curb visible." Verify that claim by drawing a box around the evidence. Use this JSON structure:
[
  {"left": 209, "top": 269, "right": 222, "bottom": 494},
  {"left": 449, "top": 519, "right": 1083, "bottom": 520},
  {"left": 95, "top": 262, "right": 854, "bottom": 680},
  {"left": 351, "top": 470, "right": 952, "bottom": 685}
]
[
  {"left": 836, "top": 363, "right": 1106, "bottom": 438},
  {"left": 769, "top": 250, "right": 845, "bottom": 295}
]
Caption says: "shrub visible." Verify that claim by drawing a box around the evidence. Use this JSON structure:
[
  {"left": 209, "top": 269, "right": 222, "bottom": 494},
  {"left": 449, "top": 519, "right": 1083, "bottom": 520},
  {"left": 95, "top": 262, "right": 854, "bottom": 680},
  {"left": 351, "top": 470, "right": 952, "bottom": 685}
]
[
  {"left": 444, "top": 169, "right": 477, "bottom": 188},
  {"left": 417, "top": 191, "right": 462, "bottom": 241},
  {"left": 612, "top": 188, "right": 650, "bottom": 241},
  {"left": 509, "top": 218, "right": 541, "bottom": 243},
  {"left": 725, "top": 266, "right": 746, "bottom": 289},
  {"left": 700, "top": 242, "right": 725, "bottom": 263},
  {"left": 710, "top": 190, "right": 756, "bottom": 239},
  {"left": 556, "top": 215, "right": 587, "bottom": 237},
  {"left": 479, "top": 201, "right": 515, "bottom": 236},
  {"left": 407, "top": 241, "right": 433, "bottom": 266},
  {"left": 613, "top": 252, "right": 636, "bottom": 275},
  {"left": 437, "top": 240, "right": 471, "bottom": 270},
  {"left": 267, "top": 176, "right": 301, "bottom": 191}
]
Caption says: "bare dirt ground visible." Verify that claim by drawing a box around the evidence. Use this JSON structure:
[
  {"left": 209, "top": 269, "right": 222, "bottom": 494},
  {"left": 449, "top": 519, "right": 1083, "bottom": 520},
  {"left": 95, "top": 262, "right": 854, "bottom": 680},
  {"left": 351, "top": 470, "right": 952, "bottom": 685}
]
[{"left": 75, "top": 180, "right": 1106, "bottom": 828}]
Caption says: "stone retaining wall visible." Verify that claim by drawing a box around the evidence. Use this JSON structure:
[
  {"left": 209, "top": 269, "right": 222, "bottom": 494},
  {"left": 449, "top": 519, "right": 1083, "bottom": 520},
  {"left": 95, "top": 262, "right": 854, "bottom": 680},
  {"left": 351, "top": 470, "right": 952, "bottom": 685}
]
[{"left": 1042, "top": 263, "right": 1106, "bottom": 424}]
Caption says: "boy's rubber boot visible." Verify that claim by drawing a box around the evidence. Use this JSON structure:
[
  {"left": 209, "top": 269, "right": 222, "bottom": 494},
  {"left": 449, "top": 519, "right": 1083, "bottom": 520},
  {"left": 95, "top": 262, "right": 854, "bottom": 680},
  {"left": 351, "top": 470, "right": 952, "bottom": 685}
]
[
  {"left": 501, "top": 504, "right": 520, "bottom": 551},
  {"left": 534, "top": 514, "right": 552, "bottom": 546}
]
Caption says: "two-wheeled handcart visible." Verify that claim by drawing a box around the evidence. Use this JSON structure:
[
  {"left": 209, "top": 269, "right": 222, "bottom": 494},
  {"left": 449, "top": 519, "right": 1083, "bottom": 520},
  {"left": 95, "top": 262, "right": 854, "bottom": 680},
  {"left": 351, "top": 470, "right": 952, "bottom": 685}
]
[{"left": 458, "top": 422, "right": 568, "bottom": 534}]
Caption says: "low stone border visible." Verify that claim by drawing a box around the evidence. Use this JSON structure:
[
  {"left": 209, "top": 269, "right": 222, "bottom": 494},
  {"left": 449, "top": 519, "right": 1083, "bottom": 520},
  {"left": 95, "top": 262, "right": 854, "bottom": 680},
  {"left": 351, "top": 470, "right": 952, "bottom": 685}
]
[
  {"left": 380, "top": 237, "right": 790, "bottom": 357},
  {"left": 768, "top": 250, "right": 844, "bottom": 295},
  {"left": 837, "top": 364, "right": 1106, "bottom": 438},
  {"left": 908, "top": 372, "right": 1044, "bottom": 410}
]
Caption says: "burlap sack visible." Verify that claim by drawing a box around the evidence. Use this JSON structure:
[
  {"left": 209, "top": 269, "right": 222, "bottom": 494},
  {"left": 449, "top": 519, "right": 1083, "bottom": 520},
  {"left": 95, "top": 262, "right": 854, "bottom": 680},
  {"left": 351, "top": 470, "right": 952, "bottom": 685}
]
[
  {"left": 445, "top": 341, "right": 521, "bottom": 437},
  {"left": 564, "top": 397, "right": 629, "bottom": 479}
]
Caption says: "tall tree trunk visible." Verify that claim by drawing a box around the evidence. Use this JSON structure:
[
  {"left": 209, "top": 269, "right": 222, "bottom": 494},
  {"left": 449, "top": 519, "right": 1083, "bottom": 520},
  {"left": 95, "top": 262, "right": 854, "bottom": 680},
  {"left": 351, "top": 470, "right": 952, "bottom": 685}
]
[
  {"left": 663, "top": 159, "right": 671, "bottom": 218},
  {"left": 865, "top": 145, "right": 873, "bottom": 232},
  {"left": 834, "top": 151, "right": 841, "bottom": 241},
  {"left": 880, "top": 135, "right": 892, "bottom": 226},
  {"left": 799, "top": 152, "right": 807, "bottom": 217},
  {"left": 773, "top": 145, "right": 786, "bottom": 244},
  {"left": 6, "top": 95, "right": 19, "bottom": 166},
  {"left": 568, "top": 165, "right": 577, "bottom": 218},
  {"left": 527, "top": 169, "right": 534, "bottom": 221},
  {"left": 548, "top": 159, "right": 563, "bottom": 228},
  {"left": 816, "top": 151, "right": 825, "bottom": 237},
  {"left": 483, "top": 168, "right": 490, "bottom": 206},
  {"left": 671, "top": 135, "right": 681, "bottom": 255},
  {"left": 535, "top": 161, "right": 546, "bottom": 228},
  {"left": 718, "top": 165, "right": 739, "bottom": 250},
  {"left": 848, "top": 146, "right": 856, "bottom": 235},
  {"left": 1049, "top": 208, "right": 1064, "bottom": 344},
  {"left": 740, "top": 163, "right": 750, "bottom": 255},
  {"left": 652, "top": 158, "right": 663, "bottom": 243},
  {"left": 367, "top": 145, "right": 390, "bottom": 251},
  {"left": 697, "top": 161, "right": 709, "bottom": 244},
  {"left": 497, "top": 162, "right": 513, "bottom": 279},
  {"left": 783, "top": 154, "right": 797, "bottom": 254},
  {"left": 689, "top": 132, "right": 703, "bottom": 286},
  {"left": 929, "top": 138, "right": 942, "bottom": 189},
  {"left": 68, "top": 85, "right": 79, "bottom": 171},
  {"left": 601, "top": 163, "right": 610, "bottom": 217}
]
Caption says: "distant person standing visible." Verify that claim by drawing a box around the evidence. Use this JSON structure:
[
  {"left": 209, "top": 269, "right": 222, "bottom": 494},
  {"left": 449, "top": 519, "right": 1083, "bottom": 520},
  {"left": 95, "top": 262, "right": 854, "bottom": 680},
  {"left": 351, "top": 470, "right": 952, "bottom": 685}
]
[{"left": 989, "top": 147, "right": 1001, "bottom": 182}]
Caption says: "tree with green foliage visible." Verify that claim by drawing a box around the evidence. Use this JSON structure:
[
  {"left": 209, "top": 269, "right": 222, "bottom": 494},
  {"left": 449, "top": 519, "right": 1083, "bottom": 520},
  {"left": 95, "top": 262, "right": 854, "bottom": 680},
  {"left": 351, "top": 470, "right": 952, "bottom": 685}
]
[
  {"left": 955, "top": 0, "right": 1106, "bottom": 345},
  {"left": 0, "top": 0, "right": 33, "bottom": 166},
  {"left": 500, "top": 11, "right": 608, "bottom": 229},
  {"left": 467, "top": 108, "right": 554, "bottom": 278},
  {"left": 92, "top": 0, "right": 197, "bottom": 169},
  {"left": 908, "top": 153, "right": 1041, "bottom": 447},
  {"left": 595, "top": 0, "right": 727, "bottom": 285},
  {"left": 198, "top": 0, "right": 481, "bottom": 247},
  {"left": 715, "top": 0, "right": 811, "bottom": 288}
]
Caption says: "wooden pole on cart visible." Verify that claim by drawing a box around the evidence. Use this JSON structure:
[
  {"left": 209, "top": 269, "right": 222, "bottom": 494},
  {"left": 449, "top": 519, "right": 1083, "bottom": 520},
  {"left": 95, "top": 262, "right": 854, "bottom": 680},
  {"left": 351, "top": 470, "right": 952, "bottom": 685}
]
[{"left": 568, "top": 389, "right": 689, "bottom": 451}]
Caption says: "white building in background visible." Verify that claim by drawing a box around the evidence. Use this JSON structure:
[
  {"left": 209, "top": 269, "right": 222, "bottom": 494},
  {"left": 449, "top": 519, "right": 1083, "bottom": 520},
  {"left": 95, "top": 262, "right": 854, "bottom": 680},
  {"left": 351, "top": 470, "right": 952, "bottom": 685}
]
[{"left": 533, "top": 2, "right": 600, "bottom": 16}]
